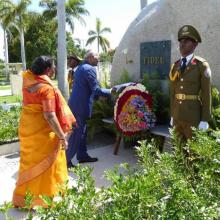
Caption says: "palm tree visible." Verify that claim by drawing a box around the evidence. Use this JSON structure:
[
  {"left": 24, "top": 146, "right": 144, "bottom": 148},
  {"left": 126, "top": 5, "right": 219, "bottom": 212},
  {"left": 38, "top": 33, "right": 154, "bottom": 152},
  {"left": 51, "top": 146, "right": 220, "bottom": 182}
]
[
  {"left": 0, "top": 23, "right": 10, "bottom": 68},
  {"left": 39, "top": 0, "right": 89, "bottom": 33},
  {"left": 86, "top": 18, "right": 111, "bottom": 53},
  {"left": 0, "top": 3, "right": 14, "bottom": 67},
  {"left": 40, "top": 0, "right": 88, "bottom": 97},
  {"left": 57, "top": 0, "right": 68, "bottom": 99},
  {"left": 0, "top": 22, "right": 10, "bottom": 81},
  {"left": 0, "top": 0, "right": 31, "bottom": 70}
]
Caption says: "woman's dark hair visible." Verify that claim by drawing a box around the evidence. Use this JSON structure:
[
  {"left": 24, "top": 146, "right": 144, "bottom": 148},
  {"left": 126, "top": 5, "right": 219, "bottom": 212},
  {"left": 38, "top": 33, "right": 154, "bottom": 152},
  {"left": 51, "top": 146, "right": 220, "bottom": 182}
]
[{"left": 31, "top": 56, "right": 53, "bottom": 75}]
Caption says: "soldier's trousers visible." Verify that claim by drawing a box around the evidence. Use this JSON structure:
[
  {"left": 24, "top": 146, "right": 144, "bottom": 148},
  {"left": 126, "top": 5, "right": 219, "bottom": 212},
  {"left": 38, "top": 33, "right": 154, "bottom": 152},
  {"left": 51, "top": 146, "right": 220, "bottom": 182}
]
[
  {"left": 173, "top": 119, "right": 199, "bottom": 163},
  {"left": 173, "top": 119, "right": 194, "bottom": 141}
]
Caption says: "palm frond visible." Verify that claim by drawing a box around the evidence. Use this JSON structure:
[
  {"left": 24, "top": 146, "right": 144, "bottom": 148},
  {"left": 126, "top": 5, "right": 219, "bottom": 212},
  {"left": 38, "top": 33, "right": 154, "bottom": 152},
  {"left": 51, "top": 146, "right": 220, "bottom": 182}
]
[
  {"left": 99, "top": 37, "right": 110, "bottom": 52},
  {"left": 39, "top": 0, "right": 88, "bottom": 31},
  {"left": 39, "top": 0, "right": 56, "bottom": 9},
  {"left": 100, "top": 27, "right": 111, "bottom": 34},
  {"left": 16, "top": 0, "right": 31, "bottom": 15},
  {"left": 42, "top": 9, "right": 56, "bottom": 19},
  {"left": 86, "top": 36, "right": 96, "bottom": 46},
  {"left": 88, "top": 30, "right": 97, "bottom": 36},
  {"left": 66, "top": 16, "right": 75, "bottom": 33}
]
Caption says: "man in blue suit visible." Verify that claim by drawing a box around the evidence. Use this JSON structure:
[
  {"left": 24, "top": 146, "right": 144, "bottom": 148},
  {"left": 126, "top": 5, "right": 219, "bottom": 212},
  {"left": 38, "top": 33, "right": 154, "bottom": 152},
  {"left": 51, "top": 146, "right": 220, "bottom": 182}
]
[{"left": 66, "top": 51, "right": 111, "bottom": 167}]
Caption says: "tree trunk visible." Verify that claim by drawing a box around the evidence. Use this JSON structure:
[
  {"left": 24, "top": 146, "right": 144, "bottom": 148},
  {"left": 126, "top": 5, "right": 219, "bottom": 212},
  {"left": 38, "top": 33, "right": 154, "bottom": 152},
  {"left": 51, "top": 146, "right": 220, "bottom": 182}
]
[
  {"left": 20, "top": 27, "right": 26, "bottom": 70},
  {"left": 57, "top": 0, "right": 68, "bottom": 99},
  {"left": 3, "top": 30, "right": 9, "bottom": 64},
  {"left": 3, "top": 29, "right": 9, "bottom": 81},
  {"left": 97, "top": 36, "right": 100, "bottom": 54}
]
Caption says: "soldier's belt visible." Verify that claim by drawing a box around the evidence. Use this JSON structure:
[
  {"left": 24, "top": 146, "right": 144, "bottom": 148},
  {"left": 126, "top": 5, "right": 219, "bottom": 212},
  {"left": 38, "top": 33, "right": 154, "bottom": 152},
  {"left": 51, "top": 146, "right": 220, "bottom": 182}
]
[{"left": 175, "top": 93, "right": 200, "bottom": 100}]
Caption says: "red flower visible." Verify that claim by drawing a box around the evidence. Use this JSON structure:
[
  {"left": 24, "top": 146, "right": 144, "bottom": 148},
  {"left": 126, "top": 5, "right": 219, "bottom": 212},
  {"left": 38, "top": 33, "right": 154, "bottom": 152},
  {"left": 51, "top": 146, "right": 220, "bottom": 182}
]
[{"left": 138, "top": 111, "right": 144, "bottom": 118}]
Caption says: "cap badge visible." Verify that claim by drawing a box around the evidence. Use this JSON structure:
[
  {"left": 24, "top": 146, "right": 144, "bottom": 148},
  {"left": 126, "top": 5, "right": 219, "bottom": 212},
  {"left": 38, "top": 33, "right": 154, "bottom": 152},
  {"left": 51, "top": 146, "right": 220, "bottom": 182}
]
[{"left": 182, "top": 26, "right": 188, "bottom": 32}]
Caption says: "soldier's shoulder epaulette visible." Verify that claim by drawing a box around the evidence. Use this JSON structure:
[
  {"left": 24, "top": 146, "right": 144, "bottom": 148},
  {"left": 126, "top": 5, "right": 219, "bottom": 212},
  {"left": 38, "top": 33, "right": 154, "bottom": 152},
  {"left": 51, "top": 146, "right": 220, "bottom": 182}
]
[
  {"left": 194, "top": 55, "right": 207, "bottom": 63},
  {"left": 194, "top": 56, "right": 211, "bottom": 77},
  {"left": 194, "top": 56, "right": 210, "bottom": 69}
]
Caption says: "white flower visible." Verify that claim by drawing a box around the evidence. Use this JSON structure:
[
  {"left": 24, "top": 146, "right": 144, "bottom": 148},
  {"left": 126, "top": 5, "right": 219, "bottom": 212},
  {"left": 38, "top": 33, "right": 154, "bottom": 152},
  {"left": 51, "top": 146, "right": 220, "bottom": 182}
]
[{"left": 53, "top": 196, "right": 62, "bottom": 203}]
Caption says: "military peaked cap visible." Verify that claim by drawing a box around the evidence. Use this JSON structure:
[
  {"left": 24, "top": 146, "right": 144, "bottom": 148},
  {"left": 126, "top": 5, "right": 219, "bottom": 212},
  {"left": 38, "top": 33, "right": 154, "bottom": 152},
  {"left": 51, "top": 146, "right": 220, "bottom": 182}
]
[
  {"left": 67, "top": 54, "right": 82, "bottom": 63},
  {"left": 178, "top": 25, "right": 202, "bottom": 43}
]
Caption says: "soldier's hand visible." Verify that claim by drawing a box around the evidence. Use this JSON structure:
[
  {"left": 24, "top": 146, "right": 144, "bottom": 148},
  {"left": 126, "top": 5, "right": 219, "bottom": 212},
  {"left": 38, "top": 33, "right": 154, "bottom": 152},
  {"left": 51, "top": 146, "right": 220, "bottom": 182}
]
[
  {"left": 170, "top": 117, "right": 173, "bottom": 127},
  {"left": 198, "top": 121, "right": 209, "bottom": 131}
]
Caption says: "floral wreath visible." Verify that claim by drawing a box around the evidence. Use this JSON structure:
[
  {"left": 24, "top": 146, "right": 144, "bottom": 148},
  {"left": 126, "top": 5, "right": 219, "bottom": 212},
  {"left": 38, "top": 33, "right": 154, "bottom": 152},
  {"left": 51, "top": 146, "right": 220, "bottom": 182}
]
[{"left": 114, "top": 83, "right": 156, "bottom": 136}]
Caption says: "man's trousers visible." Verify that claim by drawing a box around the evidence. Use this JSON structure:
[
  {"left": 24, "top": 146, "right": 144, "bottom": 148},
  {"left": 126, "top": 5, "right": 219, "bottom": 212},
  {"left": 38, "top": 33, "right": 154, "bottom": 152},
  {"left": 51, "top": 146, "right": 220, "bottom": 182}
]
[{"left": 66, "top": 115, "right": 89, "bottom": 163}]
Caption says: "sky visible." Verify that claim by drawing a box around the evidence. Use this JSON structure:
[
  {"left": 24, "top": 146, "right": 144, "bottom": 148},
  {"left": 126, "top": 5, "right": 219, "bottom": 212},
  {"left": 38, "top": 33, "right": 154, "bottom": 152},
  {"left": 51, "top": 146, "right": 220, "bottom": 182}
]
[
  {"left": 72, "top": 0, "right": 141, "bottom": 51},
  {"left": 0, "top": 0, "right": 156, "bottom": 60}
]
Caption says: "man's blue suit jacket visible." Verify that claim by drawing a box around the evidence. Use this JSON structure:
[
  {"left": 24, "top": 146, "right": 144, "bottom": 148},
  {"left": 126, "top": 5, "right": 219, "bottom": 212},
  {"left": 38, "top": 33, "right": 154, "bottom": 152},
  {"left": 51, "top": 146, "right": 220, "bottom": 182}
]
[{"left": 68, "top": 61, "right": 110, "bottom": 118}]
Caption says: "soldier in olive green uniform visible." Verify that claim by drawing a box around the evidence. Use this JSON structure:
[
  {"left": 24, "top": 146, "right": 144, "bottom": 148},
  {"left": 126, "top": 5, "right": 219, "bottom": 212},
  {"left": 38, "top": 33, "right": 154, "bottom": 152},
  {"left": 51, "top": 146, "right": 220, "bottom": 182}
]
[
  {"left": 169, "top": 25, "right": 211, "bottom": 140},
  {"left": 67, "top": 54, "right": 82, "bottom": 93}
]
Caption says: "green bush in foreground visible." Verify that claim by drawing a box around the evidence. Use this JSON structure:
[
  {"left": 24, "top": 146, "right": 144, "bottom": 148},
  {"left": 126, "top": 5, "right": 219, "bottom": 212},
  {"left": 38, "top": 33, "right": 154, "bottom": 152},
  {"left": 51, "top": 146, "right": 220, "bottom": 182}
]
[
  {"left": 1, "top": 129, "right": 220, "bottom": 219},
  {"left": 0, "top": 106, "right": 21, "bottom": 144}
]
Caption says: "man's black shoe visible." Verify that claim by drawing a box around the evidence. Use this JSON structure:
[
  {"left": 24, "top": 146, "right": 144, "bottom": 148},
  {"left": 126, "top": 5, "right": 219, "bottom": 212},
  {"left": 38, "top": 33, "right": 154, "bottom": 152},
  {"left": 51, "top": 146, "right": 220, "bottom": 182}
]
[
  {"left": 78, "top": 157, "right": 98, "bottom": 163},
  {"left": 67, "top": 162, "right": 76, "bottom": 169}
]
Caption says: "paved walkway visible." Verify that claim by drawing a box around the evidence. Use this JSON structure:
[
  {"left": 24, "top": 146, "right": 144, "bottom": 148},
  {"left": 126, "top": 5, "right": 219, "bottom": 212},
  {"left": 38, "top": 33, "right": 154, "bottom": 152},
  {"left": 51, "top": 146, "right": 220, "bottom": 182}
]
[
  {"left": 0, "top": 90, "right": 12, "bottom": 96},
  {"left": 0, "top": 143, "right": 137, "bottom": 220}
]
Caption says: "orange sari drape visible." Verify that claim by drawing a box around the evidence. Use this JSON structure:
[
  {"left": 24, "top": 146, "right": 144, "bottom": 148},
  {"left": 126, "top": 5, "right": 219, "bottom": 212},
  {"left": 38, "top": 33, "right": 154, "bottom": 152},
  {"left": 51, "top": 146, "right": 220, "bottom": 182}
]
[{"left": 12, "top": 70, "right": 75, "bottom": 207}]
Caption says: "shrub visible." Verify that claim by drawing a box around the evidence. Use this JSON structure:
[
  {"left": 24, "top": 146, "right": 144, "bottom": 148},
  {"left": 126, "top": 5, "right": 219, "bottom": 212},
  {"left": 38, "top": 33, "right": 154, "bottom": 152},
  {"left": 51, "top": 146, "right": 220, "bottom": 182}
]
[
  {"left": 87, "top": 99, "right": 114, "bottom": 140},
  {"left": 210, "top": 86, "right": 220, "bottom": 129},
  {"left": 141, "top": 74, "right": 170, "bottom": 124},
  {"left": 99, "top": 62, "right": 111, "bottom": 88},
  {"left": 0, "top": 106, "right": 21, "bottom": 144},
  {"left": 1, "top": 129, "right": 219, "bottom": 219},
  {"left": 118, "top": 68, "right": 134, "bottom": 84},
  {"left": 98, "top": 131, "right": 220, "bottom": 219}
]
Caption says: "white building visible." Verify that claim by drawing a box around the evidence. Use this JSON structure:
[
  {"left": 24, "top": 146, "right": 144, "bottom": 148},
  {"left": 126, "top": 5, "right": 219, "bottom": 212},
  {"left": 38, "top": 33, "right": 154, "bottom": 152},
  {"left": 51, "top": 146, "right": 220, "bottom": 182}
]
[{"left": 111, "top": 0, "right": 220, "bottom": 90}]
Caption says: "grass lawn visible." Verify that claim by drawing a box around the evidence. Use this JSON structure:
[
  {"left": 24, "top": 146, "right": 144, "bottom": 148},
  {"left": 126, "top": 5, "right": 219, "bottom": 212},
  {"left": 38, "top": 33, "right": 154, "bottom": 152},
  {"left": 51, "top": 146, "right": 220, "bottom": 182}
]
[
  {"left": 0, "top": 80, "right": 57, "bottom": 104},
  {"left": 0, "top": 85, "right": 11, "bottom": 90},
  {"left": 0, "top": 95, "right": 22, "bottom": 104}
]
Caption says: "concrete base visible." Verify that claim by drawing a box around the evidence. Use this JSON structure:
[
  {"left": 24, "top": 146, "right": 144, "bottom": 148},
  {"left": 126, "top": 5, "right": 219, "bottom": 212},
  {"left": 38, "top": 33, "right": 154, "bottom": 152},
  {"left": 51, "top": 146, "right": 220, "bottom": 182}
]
[
  {"left": 10, "top": 74, "right": 22, "bottom": 96},
  {"left": 150, "top": 125, "right": 170, "bottom": 138},
  {"left": 0, "top": 142, "right": 19, "bottom": 156}
]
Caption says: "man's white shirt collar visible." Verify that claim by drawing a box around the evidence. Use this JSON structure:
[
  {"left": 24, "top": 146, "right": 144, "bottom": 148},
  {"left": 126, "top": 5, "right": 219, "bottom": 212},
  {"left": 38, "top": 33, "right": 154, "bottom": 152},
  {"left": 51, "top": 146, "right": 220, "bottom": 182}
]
[{"left": 181, "top": 53, "right": 194, "bottom": 66}]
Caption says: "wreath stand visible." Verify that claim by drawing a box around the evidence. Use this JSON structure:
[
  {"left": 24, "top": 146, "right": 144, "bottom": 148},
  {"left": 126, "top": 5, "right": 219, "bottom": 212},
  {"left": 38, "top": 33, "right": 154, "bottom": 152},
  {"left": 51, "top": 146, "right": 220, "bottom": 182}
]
[{"left": 102, "top": 117, "right": 170, "bottom": 155}]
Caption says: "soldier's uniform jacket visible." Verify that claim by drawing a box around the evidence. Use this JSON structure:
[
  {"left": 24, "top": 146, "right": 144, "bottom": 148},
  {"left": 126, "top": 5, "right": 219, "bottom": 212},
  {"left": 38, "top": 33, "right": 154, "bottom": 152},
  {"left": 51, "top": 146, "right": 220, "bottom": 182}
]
[{"left": 170, "top": 55, "right": 211, "bottom": 126}]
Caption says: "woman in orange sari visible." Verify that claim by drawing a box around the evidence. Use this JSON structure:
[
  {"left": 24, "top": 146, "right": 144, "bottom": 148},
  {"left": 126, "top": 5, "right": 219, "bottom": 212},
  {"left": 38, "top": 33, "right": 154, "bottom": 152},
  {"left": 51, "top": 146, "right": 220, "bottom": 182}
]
[{"left": 12, "top": 56, "right": 76, "bottom": 207}]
